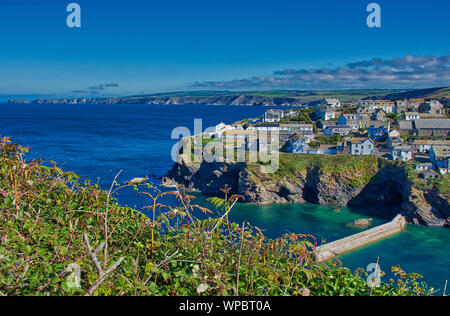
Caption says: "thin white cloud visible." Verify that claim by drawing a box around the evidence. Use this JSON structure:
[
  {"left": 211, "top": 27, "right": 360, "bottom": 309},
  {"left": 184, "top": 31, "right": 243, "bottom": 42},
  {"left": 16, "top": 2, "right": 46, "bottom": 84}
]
[
  {"left": 73, "top": 83, "right": 120, "bottom": 94},
  {"left": 191, "top": 54, "right": 450, "bottom": 89}
]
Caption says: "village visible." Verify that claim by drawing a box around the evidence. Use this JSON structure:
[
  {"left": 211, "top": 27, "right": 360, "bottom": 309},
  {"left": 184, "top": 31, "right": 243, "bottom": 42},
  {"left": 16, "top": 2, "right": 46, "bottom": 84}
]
[{"left": 204, "top": 97, "right": 450, "bottom": 176}]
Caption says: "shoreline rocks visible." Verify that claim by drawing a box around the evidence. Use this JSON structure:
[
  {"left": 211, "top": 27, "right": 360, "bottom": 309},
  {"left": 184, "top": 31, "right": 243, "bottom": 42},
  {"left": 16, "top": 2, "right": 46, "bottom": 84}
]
[
  {"left": 166, "top": 158, "right": 449, "bottom": 228},
  {"left": 348, "top": 218, "right": 373, "bottom": 228}
]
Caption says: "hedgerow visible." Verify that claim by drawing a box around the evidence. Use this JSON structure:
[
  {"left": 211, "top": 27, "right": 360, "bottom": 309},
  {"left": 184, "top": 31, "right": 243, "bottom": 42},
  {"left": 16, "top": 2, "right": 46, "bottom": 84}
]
[{"left": 0, "top": 137, "right": 431, "bottom": 296}]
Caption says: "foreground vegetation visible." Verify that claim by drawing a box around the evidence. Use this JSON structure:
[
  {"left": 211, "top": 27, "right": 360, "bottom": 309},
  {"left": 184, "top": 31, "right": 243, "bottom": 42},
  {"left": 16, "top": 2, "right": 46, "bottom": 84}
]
[{"left": 0, "top": 137, "right": 432, "bottom": 296}]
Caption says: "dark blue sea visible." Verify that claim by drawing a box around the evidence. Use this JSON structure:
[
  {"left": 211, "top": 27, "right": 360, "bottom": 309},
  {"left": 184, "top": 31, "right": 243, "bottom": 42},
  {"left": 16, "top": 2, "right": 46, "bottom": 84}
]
[{"left": 0, "top": 103, "right": 448, "bottom": 292}]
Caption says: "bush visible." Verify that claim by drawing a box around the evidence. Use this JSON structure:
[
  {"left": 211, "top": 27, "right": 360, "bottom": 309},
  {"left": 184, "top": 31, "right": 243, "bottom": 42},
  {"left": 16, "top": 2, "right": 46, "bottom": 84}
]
[{"left": 0, "top": 137, "right": 432, "bottom": 296}]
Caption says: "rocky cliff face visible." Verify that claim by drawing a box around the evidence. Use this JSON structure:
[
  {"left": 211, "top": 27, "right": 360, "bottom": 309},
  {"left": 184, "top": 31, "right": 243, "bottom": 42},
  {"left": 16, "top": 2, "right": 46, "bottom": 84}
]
[
  {"left": 167, "top": 158, "right": 449, "bottom": 227},
  {"left": 8, "top": 95, "right": 304, "bottom": 107},
  {"left": 402, "top": 187, "right": 449, "bottom": 227}
]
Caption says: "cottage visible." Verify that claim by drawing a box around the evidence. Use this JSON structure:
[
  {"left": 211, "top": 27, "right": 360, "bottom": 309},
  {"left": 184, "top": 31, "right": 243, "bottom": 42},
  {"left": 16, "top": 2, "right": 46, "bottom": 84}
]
[
  {"left": 337, "top": 114, "right": 369, "bottom": 131},
  {"left": 321, "top": 97, "right": 341, "bottom": 108},
  {"left": 323, "top": 125, "right": 352, "bottom": 137},
  {"left": 285, "top": 137, "right": 309, "bottom": 154},
  {"left": 264, "top": 109, "right": 284, "bottom": 123},
  {"left": 412, "top": 140, "right": 450, "bottom": 154},
  {"left": 367, "top": 121, "right": 390, "bottom": 141},
  {"left": 350, "top": 138, "right": 374, "bottom": 156},
  {"left": 211, "top": 122, "right": 234, "bottom": 138},
  {"left": 391, "top": 146, "right": 413, "bottom": 162},
  {"left": 430, "top": 145, "right": 450, "bottom": 174},
  {"left": 316, "top": 105, "right": 336, "bottom": 121}
]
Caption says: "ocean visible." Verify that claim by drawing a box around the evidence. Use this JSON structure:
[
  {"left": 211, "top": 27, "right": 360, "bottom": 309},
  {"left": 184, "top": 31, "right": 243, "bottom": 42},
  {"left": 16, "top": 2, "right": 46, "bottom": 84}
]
[{"left": 0, "top": 103, "right": 448, "bottom": 292}]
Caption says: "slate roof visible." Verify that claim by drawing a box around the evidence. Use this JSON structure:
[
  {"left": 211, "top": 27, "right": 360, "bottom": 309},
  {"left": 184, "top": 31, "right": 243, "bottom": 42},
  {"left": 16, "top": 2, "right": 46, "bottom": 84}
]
[
  {"left": 398, "top": 120, "right": 414, "bottom": 130},
  {"left": 414, "top": 119, "right": 450, "bottom": 130}
]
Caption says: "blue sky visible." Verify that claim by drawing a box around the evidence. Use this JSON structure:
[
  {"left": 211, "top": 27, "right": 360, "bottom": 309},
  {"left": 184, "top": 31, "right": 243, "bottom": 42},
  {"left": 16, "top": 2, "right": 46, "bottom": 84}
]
[{"left": 0, "top": 0, "right": 449, "bottom": 98}]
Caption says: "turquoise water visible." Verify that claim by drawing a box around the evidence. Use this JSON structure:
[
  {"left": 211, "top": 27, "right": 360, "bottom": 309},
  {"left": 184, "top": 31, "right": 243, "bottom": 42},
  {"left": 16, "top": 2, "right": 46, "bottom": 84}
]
[
  {"left": 1, "top": 103, "right": 448, "bottom": 294},
  {"left": 194, "top": 195, "right": 450, "bottom": 293}
]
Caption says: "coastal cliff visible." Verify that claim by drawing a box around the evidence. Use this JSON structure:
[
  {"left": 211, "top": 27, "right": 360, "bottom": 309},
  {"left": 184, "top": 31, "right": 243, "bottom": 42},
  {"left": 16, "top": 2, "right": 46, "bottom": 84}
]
[
  {"left": 167, "top": 155, "right": 449, "bottom": 227},
  {"left": 8, "top": 95, "right": 304, "bottom": 107}
]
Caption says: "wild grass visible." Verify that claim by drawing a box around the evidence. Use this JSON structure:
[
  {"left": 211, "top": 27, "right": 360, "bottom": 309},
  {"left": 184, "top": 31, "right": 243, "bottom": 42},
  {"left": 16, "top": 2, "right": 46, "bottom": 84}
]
[
  {"left": 273, "top": 154, "right": 378, "bottom": 177},
  {"left": 0, "top": 137, "right": 432, "bottom": 296}
]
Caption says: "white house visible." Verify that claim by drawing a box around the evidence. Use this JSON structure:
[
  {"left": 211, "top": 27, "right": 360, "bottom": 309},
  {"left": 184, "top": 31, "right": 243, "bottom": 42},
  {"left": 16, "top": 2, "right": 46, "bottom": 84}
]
[
  {"left": 264, "top": 109, "right": 284, "bottom": 123},
  {"left": 350, "top": 138, "right": 374, "bottom": 156},
  {"left": 285, "top": 138, "right": 309, "bottom": 154},
  {"left": 387, "top": 130, "right": 403, "bottom": 149},
  {"left": 321, "top": 97, "right": 341, "bottom": 108},
  {"left": 391, "top": 146, "right": 413, "bottom": 162},
  {"left": 211, "top": 122, "right": 234, "bottom": 138},
  {"left": 316, "top": 105, "right": 336, "bottom": 121}
]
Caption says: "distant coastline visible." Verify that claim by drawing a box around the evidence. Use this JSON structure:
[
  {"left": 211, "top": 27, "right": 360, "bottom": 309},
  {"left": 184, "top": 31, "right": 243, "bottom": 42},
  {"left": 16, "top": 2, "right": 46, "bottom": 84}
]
[{"left": 7, "top": 87, "right": 450, "bottom": 107}]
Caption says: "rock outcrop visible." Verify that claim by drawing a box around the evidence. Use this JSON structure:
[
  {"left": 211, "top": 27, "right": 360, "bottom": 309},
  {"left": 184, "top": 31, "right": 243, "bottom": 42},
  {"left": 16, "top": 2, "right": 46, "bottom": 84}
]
[
  {"left": 167, "top": 157, "right": 449, "bottom": 227},
  {"left": 348, "top": 218, "right": 373, "bottom": 228}
]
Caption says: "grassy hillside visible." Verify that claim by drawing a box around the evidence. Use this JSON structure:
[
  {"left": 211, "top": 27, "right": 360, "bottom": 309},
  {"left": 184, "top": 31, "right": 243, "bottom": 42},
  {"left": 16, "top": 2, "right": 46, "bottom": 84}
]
[
  {"left": 132, "top": 89, "right": 409, "bottom": 103},
  {"left": 130, "top": 87, "right": 450, "bottom": 104},
  {"left": 427, "top": 87, "right": 450, "bottom": 99},
  {"left": 13, "top": 87, "right": 448, "bottom": 105},
  {"left": 383, "top": 87, "right": 450, "bottom": 100},
  {"left": 275, "top": 154, "right": 378, "bottom": 177},
  {"left": 0, "top": 137, "right": 432, "bottom": 296}
]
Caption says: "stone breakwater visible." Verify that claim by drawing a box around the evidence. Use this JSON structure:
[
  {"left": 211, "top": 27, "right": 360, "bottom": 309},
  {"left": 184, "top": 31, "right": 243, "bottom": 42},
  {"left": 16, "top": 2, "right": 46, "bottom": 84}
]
[
  {"left": 166, "top": 157, "right": 449, "bottom": 227},
  {"left": 315, "top": 215, "right": 408, "bottom": 262}
]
